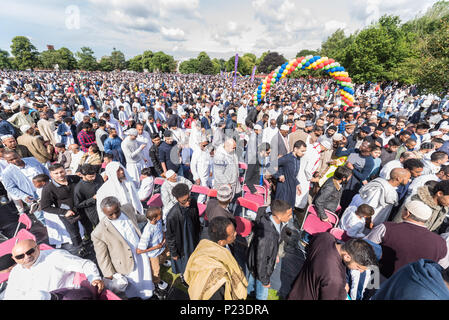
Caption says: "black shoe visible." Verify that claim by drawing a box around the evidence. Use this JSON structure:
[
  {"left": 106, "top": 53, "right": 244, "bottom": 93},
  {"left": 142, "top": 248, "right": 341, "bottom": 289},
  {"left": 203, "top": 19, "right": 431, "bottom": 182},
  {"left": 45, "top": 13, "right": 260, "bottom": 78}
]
[
  {"left": 153, "top": 287, "right": 167, "bottom": 300},
  {"left": 77, "top": 247, "right": 89, "bottom": 258},
  {"left": 180, "top": 276, "right": 189, "bottom": 288}
]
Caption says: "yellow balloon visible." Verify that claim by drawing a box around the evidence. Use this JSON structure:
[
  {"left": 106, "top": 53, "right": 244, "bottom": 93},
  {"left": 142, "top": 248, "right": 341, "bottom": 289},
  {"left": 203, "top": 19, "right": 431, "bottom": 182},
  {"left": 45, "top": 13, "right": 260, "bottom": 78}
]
[{"left": 262, "top": 84, "right": 266, "bottom": 88}]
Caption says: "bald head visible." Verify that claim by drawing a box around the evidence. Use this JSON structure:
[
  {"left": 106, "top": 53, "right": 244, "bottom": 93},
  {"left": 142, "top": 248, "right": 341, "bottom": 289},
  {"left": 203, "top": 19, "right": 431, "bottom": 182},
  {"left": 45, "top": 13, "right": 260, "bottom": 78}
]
[
  {"left": 389, "top": 168, "right": 411, "bottom": 186},
  {"left": 224, "top": 138, "right": 236, "bottom": 153},
  {"left": 12, "top": 239, "right": 39, "bottom": 268}
]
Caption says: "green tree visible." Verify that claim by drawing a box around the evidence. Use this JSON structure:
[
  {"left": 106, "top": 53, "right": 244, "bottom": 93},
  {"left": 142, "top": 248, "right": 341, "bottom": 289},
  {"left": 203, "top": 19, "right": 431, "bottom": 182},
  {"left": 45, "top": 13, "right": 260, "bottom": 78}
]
[
  {"left": 142, "top": 50, "right": 154, "bottom": 72},
  {"left": 110, "top": 48, "right": 126, "bottom": 70},
  {"left": 150, "top": 51, "right": 176, "bottom": 73},
  {"left": 0, "top": 49, "right": 12, "bottom": 69},
  {"left": 296, "top": 49, "right": 319, "bottom": 58},
  {"left": 179, "top": 58, "right": 199, "bottom": 74},
  {"left": 197, "top": 52, "right": 215, "bottom": 75},
  {"left": 98, "top": 56, "right": 114, "bottom": 71},
  {"left": 127, "top": 54, "right": 143, "bottom": 72},
  {"left": 258, "top": 52, "right": 287, "bottom": 74},
  {"left": 76, "top": 47, "right": 98, "bottom": 71},
  {"left": 10, "top": 36, "right": 39, "bottom": 70},
  {"left": 57, "top": 47, "right": 77, "bottom": 70}
]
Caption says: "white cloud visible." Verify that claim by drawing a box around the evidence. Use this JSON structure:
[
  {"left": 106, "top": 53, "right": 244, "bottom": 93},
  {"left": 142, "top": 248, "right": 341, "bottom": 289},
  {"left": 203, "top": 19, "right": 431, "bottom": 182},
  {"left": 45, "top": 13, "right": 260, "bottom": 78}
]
[{"left": 161, "top": 27, "right": 186, "bottom": 41}]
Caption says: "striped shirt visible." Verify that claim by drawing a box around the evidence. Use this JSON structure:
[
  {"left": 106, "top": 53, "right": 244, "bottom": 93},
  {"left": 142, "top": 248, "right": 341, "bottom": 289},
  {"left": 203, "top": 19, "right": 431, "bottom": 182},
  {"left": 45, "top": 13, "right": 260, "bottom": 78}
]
[{"left": 138, "top": 220, "right": 165, "bottom": 258}]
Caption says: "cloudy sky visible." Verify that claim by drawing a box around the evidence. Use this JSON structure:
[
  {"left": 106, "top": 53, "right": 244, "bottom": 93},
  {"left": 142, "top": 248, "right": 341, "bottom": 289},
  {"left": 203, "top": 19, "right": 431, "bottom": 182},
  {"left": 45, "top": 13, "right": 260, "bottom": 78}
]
[{"left": 0, "top": 0, "right": 438, "bottom": 61}]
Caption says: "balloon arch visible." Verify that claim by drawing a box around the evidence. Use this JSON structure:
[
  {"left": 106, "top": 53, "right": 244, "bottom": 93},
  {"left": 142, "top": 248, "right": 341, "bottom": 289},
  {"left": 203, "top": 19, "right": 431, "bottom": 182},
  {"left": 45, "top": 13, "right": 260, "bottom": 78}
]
[{"left": 252, "top": 55, "right": 355, "bottom": 107}]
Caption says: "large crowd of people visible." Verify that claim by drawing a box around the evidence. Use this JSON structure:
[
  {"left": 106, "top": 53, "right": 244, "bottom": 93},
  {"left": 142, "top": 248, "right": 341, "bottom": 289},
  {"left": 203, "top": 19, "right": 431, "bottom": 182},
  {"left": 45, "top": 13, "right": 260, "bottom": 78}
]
[{"left": 0, "top": 69, "right": 449, "bottom": 300}]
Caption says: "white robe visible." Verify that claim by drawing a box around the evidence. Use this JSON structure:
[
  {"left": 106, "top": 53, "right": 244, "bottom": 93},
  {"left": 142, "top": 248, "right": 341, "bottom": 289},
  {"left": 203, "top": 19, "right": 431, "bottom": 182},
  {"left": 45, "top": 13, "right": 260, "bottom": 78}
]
[
  {"left": 295, "top": 143, "right": 322, "bottom": 208},
  {"left": 110, "top": 214, "right": 154, "bottom": 299}
]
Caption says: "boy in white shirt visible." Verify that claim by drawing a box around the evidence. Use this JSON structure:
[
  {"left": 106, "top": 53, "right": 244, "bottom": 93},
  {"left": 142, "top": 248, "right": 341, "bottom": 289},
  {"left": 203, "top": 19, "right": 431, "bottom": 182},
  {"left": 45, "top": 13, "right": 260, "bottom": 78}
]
[
  {"left": 138, "top": 168, "right": 154, "bottom": 205},
  {"left": 339, "top": 204, "right": 374, "bottom": 239},
  {"left": 137, "top": 207, "right": 171, "bottom": 293}
]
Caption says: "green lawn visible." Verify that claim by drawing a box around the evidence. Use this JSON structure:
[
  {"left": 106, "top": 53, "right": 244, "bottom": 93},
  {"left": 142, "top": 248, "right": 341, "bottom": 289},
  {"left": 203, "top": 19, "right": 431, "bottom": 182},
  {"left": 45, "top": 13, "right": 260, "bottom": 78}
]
[{"left": 159, "top": 265, "right": 281, "bottom": 300}]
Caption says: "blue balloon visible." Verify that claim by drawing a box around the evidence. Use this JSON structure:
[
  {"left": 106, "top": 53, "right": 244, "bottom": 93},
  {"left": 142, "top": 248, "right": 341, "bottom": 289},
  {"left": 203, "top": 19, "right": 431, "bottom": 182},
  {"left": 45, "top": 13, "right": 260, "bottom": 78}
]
[
  {"left": 305, "top": 62, "right": 310, "bottom": 67},
  {"left": 313, "top": 56, "right": 321, "bottom": 61}
]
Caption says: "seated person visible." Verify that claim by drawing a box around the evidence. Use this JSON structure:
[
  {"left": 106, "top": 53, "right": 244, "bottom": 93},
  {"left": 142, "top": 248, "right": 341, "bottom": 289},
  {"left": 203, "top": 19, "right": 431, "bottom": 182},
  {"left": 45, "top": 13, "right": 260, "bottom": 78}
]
[{"left": 339, "top": 204, "right": 375, "bottom": 238}]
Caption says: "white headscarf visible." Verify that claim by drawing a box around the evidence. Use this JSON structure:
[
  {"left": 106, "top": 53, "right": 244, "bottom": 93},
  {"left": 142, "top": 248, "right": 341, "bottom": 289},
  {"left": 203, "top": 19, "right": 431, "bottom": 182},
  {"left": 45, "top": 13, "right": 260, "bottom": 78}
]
[{"left": 96, "top": 161, "right": 144, "bottom": 221}]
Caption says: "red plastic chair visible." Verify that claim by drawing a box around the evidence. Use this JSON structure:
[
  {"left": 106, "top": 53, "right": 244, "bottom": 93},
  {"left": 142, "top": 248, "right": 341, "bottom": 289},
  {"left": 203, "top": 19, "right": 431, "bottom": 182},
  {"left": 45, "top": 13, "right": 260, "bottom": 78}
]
[
  {"left": 147, "top": 193, "right": 162, "bottom": 208},
  {"left": 237, "top": 197, "right": 261, "bottom": 221},
  {"left": 235, "top": 216, "right": 252, "bottom": 237},
  {"left": 13, "top": 213, "right": 33, "bottom": 237},
  {"left": 197, "top": 203, "right": 207, "bottom": 217},
  {"left": 73, "top": 273, "right": 121, "bottom": 300},
  {"left": 208, "top": 189, "right": 217, "bottom": 198},
  {"left": 238, "top": 162, "right": 248, "bottom": 170}
]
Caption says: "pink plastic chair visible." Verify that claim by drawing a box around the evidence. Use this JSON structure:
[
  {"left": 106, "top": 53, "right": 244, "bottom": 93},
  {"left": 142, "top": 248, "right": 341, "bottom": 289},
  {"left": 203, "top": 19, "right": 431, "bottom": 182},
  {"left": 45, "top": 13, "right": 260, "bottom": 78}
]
[
  {"left": 154, "top": 177, "right": 165, "bottom": 186},
  {"left": 13, "top": 213, "right": 33, "bottom": 237},
  {"left": 235, "top": 216, "right": 252, "bottom": 237},
  {"left": 329, "top": 228, "right": 352, "bottom": 242},
  {"left": 300, "top": 205, "right": 339, "bottom": 237},
  {"left": 73, "top": 273, "right": 121, "bottom": 300},
  {"left": 197, "top": 203, "right": 207, "bottom": 217},
  {"left": 0, "top": 229, "right": 38, "bottom": 284},
  {"left": 191, "top": 185, "right": 210, "bottom": 195},
  {"left": 243, "top": 192, "right": 265, "bottom": 206},
  {"left": 306, "top": 205, "right": 339, "bottom": 226},
  {"left": 147, "top": 193, "right": 163, "bottom": 208},
  {"left": 238, "top": 162, "right": 248, "bottom": 170},
  {"left": 242, "top": 185, "right": 267, "bottom": 202},
  {"left": 237, "top": 197, "right": 261, "bottom": 220}
]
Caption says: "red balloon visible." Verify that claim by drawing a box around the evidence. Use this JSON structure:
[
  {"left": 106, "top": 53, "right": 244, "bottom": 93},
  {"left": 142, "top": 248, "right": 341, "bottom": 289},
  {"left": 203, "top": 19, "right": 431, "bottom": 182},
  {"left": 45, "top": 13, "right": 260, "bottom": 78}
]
[
  {"left": 297, "top": 57, "right": 304, "bottom": 62},
  {"left": 318, "top": 63, "right": 324, "bottom": 69},
  {"left": 328, "top": 59, "right": 335, "bottom": 64},
  {"left": 323, "top": 60, "right": 330, "bottom": 66}
]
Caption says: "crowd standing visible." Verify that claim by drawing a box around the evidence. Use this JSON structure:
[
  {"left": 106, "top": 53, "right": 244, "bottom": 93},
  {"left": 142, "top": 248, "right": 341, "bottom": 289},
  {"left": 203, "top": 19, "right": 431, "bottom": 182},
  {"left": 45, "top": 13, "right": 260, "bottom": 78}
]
[{"left": 0, "top": 69, "right": 449, "bottom": 300}]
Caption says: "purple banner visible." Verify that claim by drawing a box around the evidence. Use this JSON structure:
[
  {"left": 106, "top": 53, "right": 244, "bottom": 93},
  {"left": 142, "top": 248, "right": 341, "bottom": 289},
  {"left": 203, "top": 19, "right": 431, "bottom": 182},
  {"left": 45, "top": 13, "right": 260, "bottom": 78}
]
[
  {"left": 232, "top": 53, "right": 239, "bottom": 89},
  {"left": 251, "top": 65, "right": 257, "bottom": 82}
]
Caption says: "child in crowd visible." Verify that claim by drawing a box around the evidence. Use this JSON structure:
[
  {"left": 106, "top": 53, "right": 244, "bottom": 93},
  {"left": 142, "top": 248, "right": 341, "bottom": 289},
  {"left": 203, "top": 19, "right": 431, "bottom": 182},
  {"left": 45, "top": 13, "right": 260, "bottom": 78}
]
[
  {"left": 31, "top": 174, "right": 50, "bottom": 225},
  {"left": 138, "top": 168, "right": 154, "bottom": 207},
  {"left": 339, "top": 204, "right": 375, "bottom": 238},
  {"left": 136, "top": 207, "right": 171, "bottom": 293}
]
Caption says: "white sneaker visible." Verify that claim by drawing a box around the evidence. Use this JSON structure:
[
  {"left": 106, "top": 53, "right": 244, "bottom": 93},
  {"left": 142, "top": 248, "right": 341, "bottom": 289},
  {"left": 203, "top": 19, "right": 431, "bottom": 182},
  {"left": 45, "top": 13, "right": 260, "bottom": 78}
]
[
  {"left": 158, "top": 280, "right": 168, "bottom": 290},
  {"left": 162, "top": 260, "right": 171, "bottom": 268}
]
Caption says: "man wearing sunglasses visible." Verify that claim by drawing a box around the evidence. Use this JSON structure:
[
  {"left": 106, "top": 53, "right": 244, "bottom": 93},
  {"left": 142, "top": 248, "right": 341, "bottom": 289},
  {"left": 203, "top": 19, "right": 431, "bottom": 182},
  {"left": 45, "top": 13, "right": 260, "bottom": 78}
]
[{"left": 4, "top": 239, "right": 104, "bottom": 300}]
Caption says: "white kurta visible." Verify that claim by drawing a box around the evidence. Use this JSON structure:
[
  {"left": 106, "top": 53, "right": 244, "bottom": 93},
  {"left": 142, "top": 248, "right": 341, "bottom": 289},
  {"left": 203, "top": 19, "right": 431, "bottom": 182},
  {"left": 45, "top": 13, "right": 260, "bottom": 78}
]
[
  {"left": 295, "top": 144, "right": 322, "bottom": 208},
  {"left": 110, "top": 214, "right": 154, "bottom": 299},
  {"left": 4, "top": 249, "right": 101, "bottom": 300}
]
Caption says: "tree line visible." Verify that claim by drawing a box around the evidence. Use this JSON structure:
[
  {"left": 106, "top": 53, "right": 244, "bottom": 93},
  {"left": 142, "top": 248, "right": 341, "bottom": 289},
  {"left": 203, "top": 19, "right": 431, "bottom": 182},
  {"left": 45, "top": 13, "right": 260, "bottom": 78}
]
[{"left": 0, "top": 1, "right": 447, "bottom": 94}]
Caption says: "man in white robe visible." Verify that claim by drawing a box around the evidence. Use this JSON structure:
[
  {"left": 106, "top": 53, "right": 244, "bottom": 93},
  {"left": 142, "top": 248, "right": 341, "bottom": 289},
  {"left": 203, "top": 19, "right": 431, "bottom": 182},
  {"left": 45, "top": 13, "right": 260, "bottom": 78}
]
[
  {"left": 96, "top": 162, "right": 144, "bottom": 221},
  {"left": 5, "top": 239, "right": 104, "bottom": 300},
  {"left": 136, "top": 123, "right": 153, "bottom": 168},
  {"left": 190, "top": 140, "right": 213, "bottom": 203},
  {"left": 161, "top": 170, "right": 193, "bottom": 222},
  {"left": 295, "top": 139, "right": 332, "bottom": 209},
  {"left": 121, "top": 129, "right": 146, "bottom": 184}
]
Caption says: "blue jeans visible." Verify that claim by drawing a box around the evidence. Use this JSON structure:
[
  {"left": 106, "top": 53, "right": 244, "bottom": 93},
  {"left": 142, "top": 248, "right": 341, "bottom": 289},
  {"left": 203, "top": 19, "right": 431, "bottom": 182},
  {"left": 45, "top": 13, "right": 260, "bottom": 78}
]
[
  {"left": 247, "top": 273, "right": 269, "bottom": 300},
  {"left": 33, "top": 210, "right": 46, "bottom": 226}
]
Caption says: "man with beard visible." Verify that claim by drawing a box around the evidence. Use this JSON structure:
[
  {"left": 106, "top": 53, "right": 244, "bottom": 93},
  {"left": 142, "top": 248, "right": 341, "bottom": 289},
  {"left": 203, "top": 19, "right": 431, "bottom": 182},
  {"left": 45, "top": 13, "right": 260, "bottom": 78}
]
[
  {"left": 149, "top": 132, "right": 164, "bottom": 177},
  {"left": 313, "top": 166, "right": 353, "bottom": 222},
  {"left": 346, "top": 126, "right": 371, "bottom": 149},
  {"left": 288, "top": 234, "right": 377, "bottom": 300},
  {"left": 74, "top": 164, "right": 104, "bottom": 227}
]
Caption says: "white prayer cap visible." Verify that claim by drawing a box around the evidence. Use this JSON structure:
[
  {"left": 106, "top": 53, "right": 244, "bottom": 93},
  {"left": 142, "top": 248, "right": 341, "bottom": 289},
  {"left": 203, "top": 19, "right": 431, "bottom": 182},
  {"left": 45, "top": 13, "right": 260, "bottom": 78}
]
[
  {"left": 77, "top": 105, "right": 84, "bottom": 109},
  {"left": 0, "top": 134, "right": 14, "bottom": 141},
  {"left": 126, "top": 128, "right": 138, "bottom": 136},
  {"left": 20, "top": 124, "right": 31, "bottom": 133},
  {"left": 431, "top": 131, "right": 443, "bottom": 137},
  {"left": 254, "top": 124, "right": 262, "bottom": 130},
  {"left": 3, "top": 105, "right": 11, "bottom": 110},
  {"left": 319, "top": 138, "right": 333, "bottom": 150},
  {"left": 332, "top": 133, "right": 344, "bottom": 141},
  {"left": 280, "top": 124, "right": 290, "bottom": 131},
  {"left": 405, "top": 200, "right": 432, "bottom": 221},
  {"left": 10, "top": 101, "right": 20, "bottom": 109},
  {"left": 440, "top": 123, "right": 449, "bottom": 130},
  {"left": 165, "top": 170, "right": 176, "bottom": 179}
]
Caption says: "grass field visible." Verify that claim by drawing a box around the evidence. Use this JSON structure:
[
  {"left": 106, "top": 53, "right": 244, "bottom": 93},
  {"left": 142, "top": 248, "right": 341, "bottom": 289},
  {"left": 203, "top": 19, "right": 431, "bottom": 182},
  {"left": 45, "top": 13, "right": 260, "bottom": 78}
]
[{"left": 159, "top": 264, "right": 282, "bottom": 300}]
